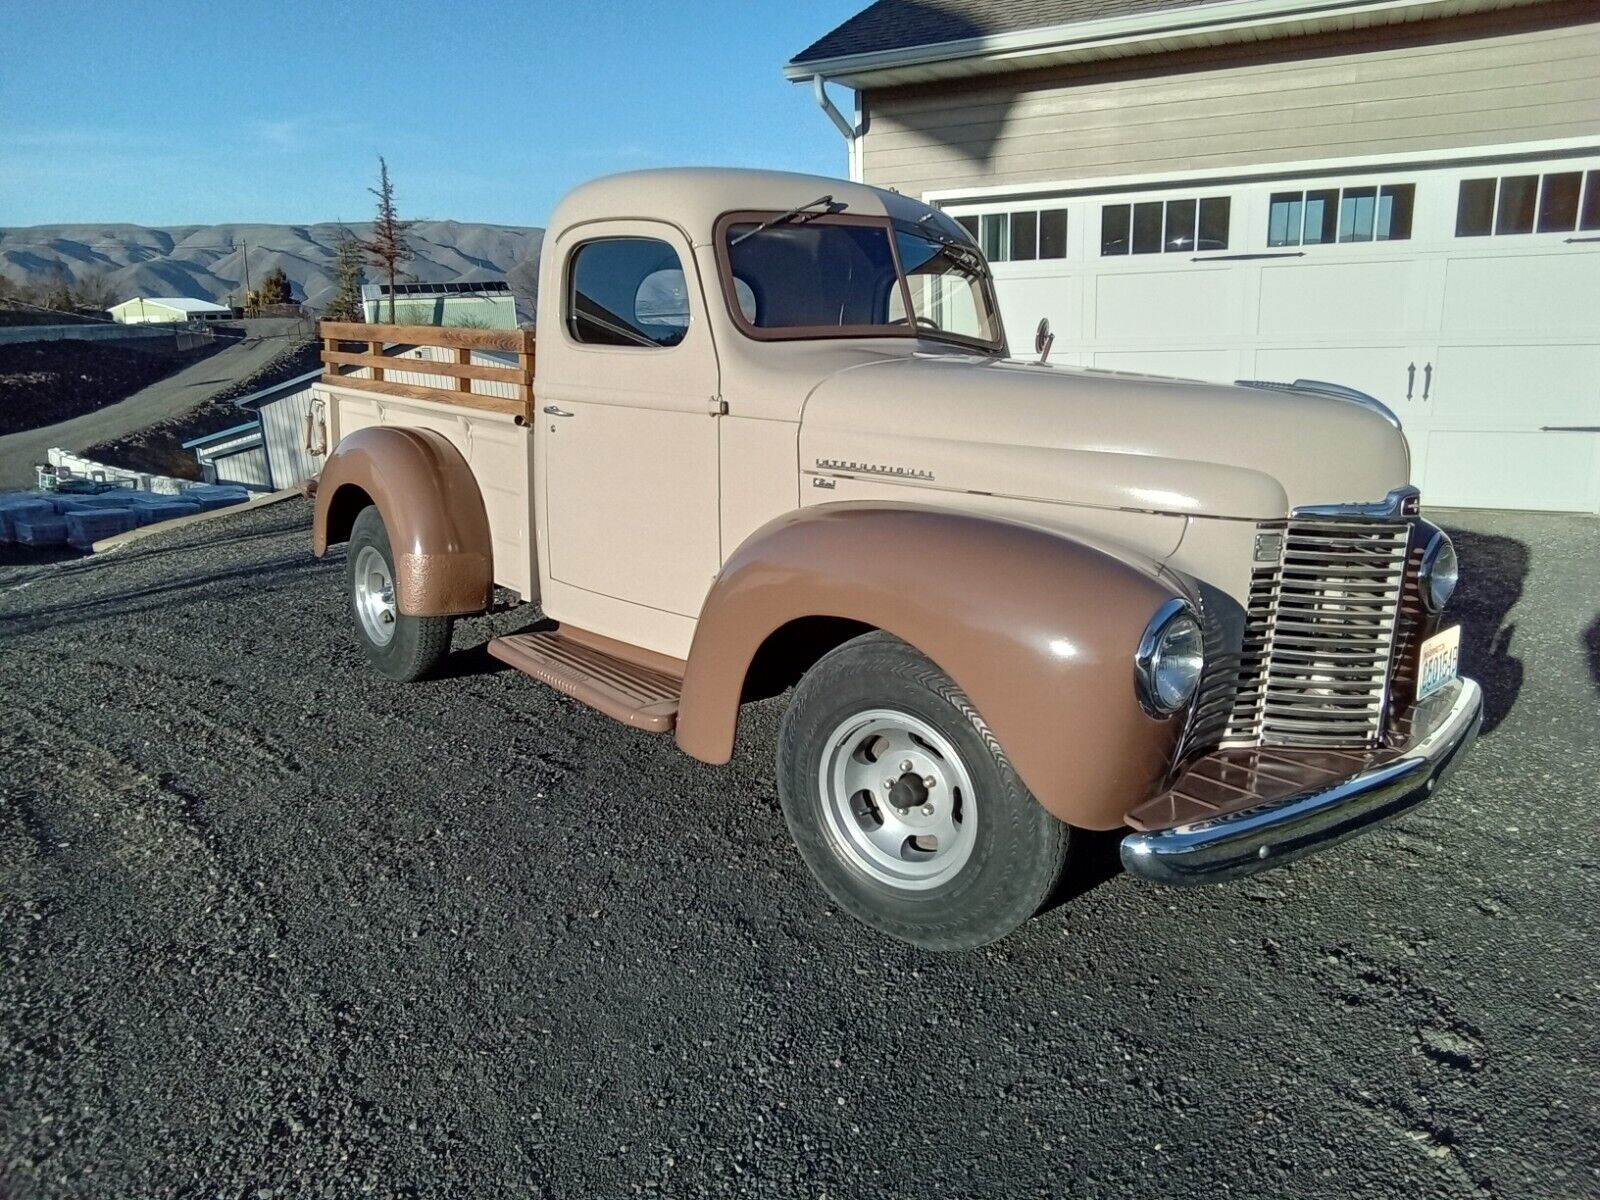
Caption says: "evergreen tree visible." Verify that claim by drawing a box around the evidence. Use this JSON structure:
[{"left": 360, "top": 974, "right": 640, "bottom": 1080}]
[
  {"left": 324, "top": 229, "right": 365, "bottom": 322},
  {"left": 247, "top": 266, "right": 292, "bottom": 313},
  {"left": 358, "top": 157, "right": 414, "bottom": 323}
]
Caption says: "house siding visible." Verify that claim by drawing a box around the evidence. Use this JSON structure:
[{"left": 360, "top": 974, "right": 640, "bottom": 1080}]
[{"left": 858, "top": 4, "right": 1600, "bottom": 196}]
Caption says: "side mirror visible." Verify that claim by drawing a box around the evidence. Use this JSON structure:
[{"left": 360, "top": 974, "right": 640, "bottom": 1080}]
[{"left": 1034, "top": 317, "right": 1055, "bottom": 364}]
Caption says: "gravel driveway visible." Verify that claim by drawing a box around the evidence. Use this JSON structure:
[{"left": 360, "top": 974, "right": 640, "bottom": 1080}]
[{"left": 1, "top": 500, "right": 1595, "bottom": 1199}]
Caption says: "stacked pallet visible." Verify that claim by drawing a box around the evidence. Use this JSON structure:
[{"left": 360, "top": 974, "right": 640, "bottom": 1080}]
[{"left": 0, "top": 484, "right": 251, "bottom": 551}]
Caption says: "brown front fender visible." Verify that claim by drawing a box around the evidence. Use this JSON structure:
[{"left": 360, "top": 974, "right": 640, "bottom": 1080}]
[
  {"left": 676, "top": 503, "right": 1188, "bottom": 830},
  {"left": 312, "top": 425, "right": 493, "bottom": 617}
]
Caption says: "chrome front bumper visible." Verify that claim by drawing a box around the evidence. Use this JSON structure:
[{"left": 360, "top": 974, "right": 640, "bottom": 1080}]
[{"left": 1121, "top": 677, "right": 1483, "bottom": 885}]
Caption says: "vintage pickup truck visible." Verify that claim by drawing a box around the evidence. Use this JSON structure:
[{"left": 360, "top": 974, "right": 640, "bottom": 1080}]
[{"left": 309, "top": 167, "right": 1481, "bottom": 949}]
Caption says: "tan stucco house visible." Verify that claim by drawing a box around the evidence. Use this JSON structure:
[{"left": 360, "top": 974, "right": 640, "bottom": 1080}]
[{"left": 788, "top": 0, "right": 1600, "bottom": 512}]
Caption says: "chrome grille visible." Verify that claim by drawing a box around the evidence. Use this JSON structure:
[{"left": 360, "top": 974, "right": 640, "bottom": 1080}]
[{"left": 1222, "top": 518, "right": 1410, "bottom": 748}]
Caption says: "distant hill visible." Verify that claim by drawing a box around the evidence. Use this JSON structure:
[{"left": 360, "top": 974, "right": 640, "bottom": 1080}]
[{"left": 0, "top": 220, "right": 544, "bottom": 316}]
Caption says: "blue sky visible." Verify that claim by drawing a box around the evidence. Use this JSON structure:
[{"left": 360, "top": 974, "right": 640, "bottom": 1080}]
[{"left": 0, "top": 0, "right": 866, "bottom": 228}]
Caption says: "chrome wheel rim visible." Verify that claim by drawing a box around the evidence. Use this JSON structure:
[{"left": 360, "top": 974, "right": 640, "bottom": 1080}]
[
  {"left": 353, "top": 544, "right": 398, "bottom": 647},
  {"left": 817, "top": 708, "right": 977, "bottom": 891}
]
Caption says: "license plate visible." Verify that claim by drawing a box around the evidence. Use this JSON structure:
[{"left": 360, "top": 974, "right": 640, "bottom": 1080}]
[{"left": 1416, "top": 625, "right": 1461, "bottom": 703}]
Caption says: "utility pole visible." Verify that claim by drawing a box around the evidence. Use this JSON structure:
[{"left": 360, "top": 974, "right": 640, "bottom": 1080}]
[{"left": 240, "top": 238, "right": 252, "bottom": 316}]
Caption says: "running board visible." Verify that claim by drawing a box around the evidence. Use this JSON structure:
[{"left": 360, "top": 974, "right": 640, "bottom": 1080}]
[{"left": 487, "top": 630, "right": 682, "bottom": 733}]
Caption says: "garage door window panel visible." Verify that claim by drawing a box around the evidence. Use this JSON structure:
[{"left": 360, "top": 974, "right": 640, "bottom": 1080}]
[
  {"left": 1009, "top": 210, "right": 1038, "bottom": 261},
  {"left": 1268, "top": 193, "right": 1303, "bottom": 247},
  {"left": 1165, "top": 198, "right": 1196, "bottom": 252},
  {"left": 1582, "top": 172, "right": 1600, "bottom": 232},
  {"left": 1537, "top": 173, "right": 1582, "bottom": 233},
  {"left": 1376, "top": 185, "right": 1414, "bottom": 241},
  {"left": 1039, "top": 209, "right": 1068, "bottom": 259},
  {"left": 1102, "top": 204, "right": 1132, "bottom": 255},
  {"left": 1339, "top": 187, "right": 1377, "bottom": 243},
  {"left": 1496, "top": 176, "right": 1538, "bottom": 235},
  {"left": 1132, "top": 203, "right": 1163, "bottom": 254},
  {"left": 981, "top": 213, "right": 1008, "bottom": 263},
  {"left": 1198, "top": 197, "right": 1230, "bottom": 251}
]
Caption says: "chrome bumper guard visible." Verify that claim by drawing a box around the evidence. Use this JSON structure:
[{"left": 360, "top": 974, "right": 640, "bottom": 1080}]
[{"left": 1121, "top": 677, "right": 1483, "bottom": 885}]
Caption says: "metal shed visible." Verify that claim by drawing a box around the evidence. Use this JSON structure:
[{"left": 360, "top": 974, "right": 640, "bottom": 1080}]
[{"left": 185, "top": 369, "right": 326, "bottom": 490}]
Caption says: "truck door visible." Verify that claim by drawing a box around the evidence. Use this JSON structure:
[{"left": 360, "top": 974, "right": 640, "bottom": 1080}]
[{"left": 536, "top": 220, "right": 722, "bottom": 648}]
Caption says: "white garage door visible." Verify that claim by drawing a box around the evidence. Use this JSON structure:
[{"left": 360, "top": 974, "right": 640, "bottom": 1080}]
[{"left": 950, "top": 144, "right": 1600, "bottom": 512}]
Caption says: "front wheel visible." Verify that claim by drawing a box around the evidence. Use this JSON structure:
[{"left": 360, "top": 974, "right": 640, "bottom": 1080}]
[
  {"left": 776, "top": 632, "right": 1071, "bottom": 950},
  {"left": 347, "top": 505, "right": 454, "bottom": 682}
]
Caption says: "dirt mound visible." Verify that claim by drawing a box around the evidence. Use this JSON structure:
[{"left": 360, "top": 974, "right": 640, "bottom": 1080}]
[
  {"left": 85, "top": 337, "right": 321, "bottom": 479},
  {"left": 0, "top": 336, "right": 225, "bottom": 436}
]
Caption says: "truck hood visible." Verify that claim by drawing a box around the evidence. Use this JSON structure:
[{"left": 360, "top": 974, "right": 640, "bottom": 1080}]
[{"left": 798, "top": 354, "right": 1411, "bottom": 521}]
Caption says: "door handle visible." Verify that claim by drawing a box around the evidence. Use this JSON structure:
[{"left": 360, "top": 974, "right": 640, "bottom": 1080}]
[
  {"left": 1422, "top": 362, "right": 1433, "bottom": 401},
  {"left": 1405, "top": 362, "right": 1415, "bottom": 400},
  {"left": 542, "top": 405, "right": 574, "bottom": 417}
]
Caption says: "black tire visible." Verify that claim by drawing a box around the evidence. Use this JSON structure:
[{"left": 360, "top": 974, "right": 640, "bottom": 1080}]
[
  {"left": 776, "top": 631, "right": 1071, "bottom": 950},
  {"left": 346, "top": 505, "right": 454, "bottom": 682}
]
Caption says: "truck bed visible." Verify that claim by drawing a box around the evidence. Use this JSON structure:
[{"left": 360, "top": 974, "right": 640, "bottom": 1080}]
[{"left": 315, "top": 322, "right": 537, "bottom": 601}]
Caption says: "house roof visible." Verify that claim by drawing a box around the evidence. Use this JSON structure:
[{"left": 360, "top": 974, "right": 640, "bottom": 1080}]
[
  {"left": 232, "top": 368, "right": 322, "bottom": 411},
  {"left": 787, "top": 0, "right": 1552, "bottom": 88},
  {"left": 183, "top": 420, "right": 262, "bottom": 450},
  {"left": 792, "top": 0, "right": 1205, "bottom": 63},
  {"left": 116, "top": 296, "right": 231, "bottom": 313}
]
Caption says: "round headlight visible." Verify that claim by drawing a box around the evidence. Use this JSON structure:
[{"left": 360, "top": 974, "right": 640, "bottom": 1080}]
[
  {"left": 1420, "top": 530, "right": 1459, "bottom": 612},
  {"left": 1136, "top": 601, "right": 1205, "bottom": 716}
]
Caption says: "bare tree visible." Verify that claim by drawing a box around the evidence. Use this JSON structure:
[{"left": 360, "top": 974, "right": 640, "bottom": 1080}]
[
  {"left": 358, "top": 157, "right": 414, "bottom": 323},
  {"left": 43, "top": 263, "right": 74, "bottom": 311},
  {"left": 72, "top": 269, "right": 118, "bottom": 311}
]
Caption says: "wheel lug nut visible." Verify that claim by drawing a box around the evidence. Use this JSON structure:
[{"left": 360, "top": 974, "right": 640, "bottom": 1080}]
[
  {"left": 923, "top": 775, "right": 936, "bottom": 789},
  {"left": 883, "top": 779, "right": 895, "bottom": 790},
  {"left": 921, "top": 804, "right": 935, "bottom": 816},
  {"left": 898, "top": 760, "right": 912, "bottom": 772}
]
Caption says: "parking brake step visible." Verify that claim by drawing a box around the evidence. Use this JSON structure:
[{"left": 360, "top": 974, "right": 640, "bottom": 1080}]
[{"left": 487, "top": 630, "right": 682, "bottom": 733}]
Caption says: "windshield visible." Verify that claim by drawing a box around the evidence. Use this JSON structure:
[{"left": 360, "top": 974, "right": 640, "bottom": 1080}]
[{"left": 719, "top": 212, "right": 1002, "bottom": 349}]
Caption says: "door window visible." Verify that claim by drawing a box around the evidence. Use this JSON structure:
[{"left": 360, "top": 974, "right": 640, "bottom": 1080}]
[{"left": 566, "top": 237, "right": 690, "bottom": 347}]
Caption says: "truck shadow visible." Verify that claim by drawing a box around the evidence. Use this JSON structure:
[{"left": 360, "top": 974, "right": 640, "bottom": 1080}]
[
  {"left": 433, "top": 642, "right": 512, "bottom": 681},
  {"left": 1585, "top": 612, "right": 1600, "bottom": 700},
  {"left": 1439, "top": 525, "right": 1528, "bottom": 735},
  {"left": 1040, "top": 828, "right": 1126, "bottom": 912}
]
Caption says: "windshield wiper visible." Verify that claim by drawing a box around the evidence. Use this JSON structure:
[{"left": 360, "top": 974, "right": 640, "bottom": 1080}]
[
  {"left": 914, "top": 213, "right": 986, "bottom": 271},
  {"left": 731, "top": 195, "right": 841, "bottom": 245}
]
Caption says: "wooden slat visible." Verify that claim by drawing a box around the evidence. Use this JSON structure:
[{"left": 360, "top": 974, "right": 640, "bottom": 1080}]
[
  {"left": 320, "top": 320, "right": 532, "bottom": 353},
  {"left": 322, "top": 349, "right": 530, "bottom": 385},
  {"left": 319, "top": 372, "right": 526, "bottom": 418}
]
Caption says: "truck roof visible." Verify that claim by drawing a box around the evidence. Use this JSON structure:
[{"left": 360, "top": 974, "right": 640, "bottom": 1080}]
[{"left": 547, "top": 167, "right": 935, "bottom": 246}]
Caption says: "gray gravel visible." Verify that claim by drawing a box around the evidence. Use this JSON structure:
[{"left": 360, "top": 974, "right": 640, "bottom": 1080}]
[{"left": 1, "top": 500, "right": 1596, "bottom": 1199}]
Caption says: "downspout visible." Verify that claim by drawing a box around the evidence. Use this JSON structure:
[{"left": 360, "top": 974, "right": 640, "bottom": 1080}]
[{"left": 810, "top": 75, "right": 863, "bottom": 183}]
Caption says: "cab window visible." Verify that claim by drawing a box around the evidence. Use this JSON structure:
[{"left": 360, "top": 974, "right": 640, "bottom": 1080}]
[{"left": 567, "top": 237, "right": 689, "bottom": 347}]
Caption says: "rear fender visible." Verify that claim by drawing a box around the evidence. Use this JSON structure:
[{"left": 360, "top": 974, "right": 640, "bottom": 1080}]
[
  {"left": 676, "top": 503, "right": 1189, "bottom": 830},
  {"left": 312, "top": 425, "right": 493, "bottom": 616}
]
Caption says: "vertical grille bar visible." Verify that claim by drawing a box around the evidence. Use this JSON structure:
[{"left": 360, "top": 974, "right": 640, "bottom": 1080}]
[{"left": 1221, "top": 517, "right": 1411, "bottom": 749}]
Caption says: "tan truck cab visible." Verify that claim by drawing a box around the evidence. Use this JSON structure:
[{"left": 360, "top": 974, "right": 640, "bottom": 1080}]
[{"left": 310, "top": 168, "right": 1482, "bottom": 949}]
